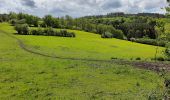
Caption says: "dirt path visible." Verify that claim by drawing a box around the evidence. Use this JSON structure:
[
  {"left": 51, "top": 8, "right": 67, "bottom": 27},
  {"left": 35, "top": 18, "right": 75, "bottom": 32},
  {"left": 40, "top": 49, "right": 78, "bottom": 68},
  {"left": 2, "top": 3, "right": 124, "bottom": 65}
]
[{"left": 1, "top": 30, "right": 170, "bottom": 72}]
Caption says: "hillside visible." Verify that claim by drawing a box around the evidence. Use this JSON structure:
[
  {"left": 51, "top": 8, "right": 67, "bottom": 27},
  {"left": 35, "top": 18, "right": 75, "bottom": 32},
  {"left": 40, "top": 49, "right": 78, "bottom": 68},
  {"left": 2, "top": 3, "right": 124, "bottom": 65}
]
[
  {"left": 0, "top": 22, "right": 166, "bottom": 99},
  {"left": 0, "top": 23, "right": 164, "bottom": 60}
]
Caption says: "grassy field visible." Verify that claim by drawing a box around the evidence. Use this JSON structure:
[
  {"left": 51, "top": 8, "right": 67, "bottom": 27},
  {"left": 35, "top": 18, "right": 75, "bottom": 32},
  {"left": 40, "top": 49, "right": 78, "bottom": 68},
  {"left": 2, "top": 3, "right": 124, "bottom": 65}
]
[
  {"left": 16, "top": 26, "right": 165, "bottom": 61},
  {"left": 0, "top": 23, "right": 165, "bottom": 99}
]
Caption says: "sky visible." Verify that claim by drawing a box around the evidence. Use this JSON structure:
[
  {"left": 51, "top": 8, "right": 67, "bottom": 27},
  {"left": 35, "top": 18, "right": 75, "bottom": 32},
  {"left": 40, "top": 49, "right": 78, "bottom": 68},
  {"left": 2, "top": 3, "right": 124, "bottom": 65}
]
[{"left": 0, "top": 0, "right": 168, "bottom": 17}]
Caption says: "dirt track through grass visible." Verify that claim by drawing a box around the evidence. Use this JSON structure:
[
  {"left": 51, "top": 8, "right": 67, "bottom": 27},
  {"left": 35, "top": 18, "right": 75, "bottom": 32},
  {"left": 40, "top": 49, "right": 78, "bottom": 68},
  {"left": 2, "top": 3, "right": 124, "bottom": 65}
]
[{"left": 1, "top": 30, "right": 170, "bottom": 72}]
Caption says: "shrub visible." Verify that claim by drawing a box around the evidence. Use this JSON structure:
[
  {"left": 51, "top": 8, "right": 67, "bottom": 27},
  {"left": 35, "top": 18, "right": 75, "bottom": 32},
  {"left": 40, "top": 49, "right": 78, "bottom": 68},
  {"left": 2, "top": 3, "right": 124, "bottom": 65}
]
[
  {"left": 165, "top": 42, "right": 170, "bottom": 57},
  {"left": 134, "top": 38, "right": 167, "bottom": 47},
  {"left": 37, "top": 28, "right": 44, "bottom": 35},
  {"left": 22, "top": 24, "right": 29, "bottom": 35},
  {"left": 136, "top": 57, "right": 141, "bottom": 60},
  {"left": 136, "top": 82, "right": 140, "bottom": 87},
  {"left": 60, "top": 29, "right": 67, "bottom": 37},
  {"left": 10, "top": 19, "right": 18, "bottom": 25},
  {"left": 101, "top": 32, "right": 113, "bottom": 38},
  {"left": 101, "top": 29, "right": 124, "bottom": 39},
  {"left": 111, "top": 57, "right": 117, "bottom": 60},
  {"left": 130, "top": 38, "right": 136, "bottom": 42},
  {"left": 0, "top": 19, "right": 2, "bottom": 22},
  {"left": 15, "top": 24, "right": 29, "bottom": 35},
  {"left": 55, "top": 31, "right": 62, "bottom": 36},
  {"left": 15, "top": 24, "right": 22, "bottom": 34},
  {"left": 30, "top": 28, "right": 43, "bottom": 35},
  {"left": 151, "top": 57, "right": 165, "bottom": 61},
  {"left": 112, "top": 30, "right": 124, "bottom": 39},
  {"left": 29, "top": 28, "right": 76, "bottom": 38},
  {"left": 156, "top": 57, "right": 165, "bottom": 61},
  {"left": 30, "top": 30, "right": 37, "bottom": 35},
  {"left": 44, "top": 27, "right": 55, "bottom": 36},
  {"left": 69, "top": 32, "right": 76, "bottom": 37},
  {"left": 60, "top": 30, "right": 76, "bottom": 37}
]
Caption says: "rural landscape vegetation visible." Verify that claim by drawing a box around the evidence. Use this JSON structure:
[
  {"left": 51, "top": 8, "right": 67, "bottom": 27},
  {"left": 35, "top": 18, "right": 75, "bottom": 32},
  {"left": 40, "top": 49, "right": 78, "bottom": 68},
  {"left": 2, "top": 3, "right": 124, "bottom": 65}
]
[{"left": 1, "top": 0, "right": 170, "bottom": 99}]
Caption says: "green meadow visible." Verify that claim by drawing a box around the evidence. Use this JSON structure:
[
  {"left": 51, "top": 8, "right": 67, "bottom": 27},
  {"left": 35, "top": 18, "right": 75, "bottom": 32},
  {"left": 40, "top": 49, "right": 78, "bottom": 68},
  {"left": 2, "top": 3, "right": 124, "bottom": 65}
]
[
  {"left": 19, "top": 26, "right": 165, "bottom": 60},
  {"left": 0, "top": 23, "right": 166, "bottom": 99}
]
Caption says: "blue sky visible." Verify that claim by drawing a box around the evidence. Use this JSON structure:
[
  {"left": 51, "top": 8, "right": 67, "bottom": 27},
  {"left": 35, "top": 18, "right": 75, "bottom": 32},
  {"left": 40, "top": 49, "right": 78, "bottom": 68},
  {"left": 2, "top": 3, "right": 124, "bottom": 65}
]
[{"left": 0, "top": 0, "right": 168, "bottom": 17}]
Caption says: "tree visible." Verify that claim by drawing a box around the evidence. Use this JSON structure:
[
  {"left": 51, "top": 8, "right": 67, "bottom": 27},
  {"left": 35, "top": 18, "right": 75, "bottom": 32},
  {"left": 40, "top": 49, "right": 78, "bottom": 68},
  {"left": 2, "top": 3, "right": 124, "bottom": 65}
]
[
  {"left": 53, "top": 18, "right": 60, "bottom": 28},
  {"left": 43, "top": 15, "right": 54, "bottom": 27},
  {"left": 135, "top": 30, "right": 143, "bottom": 38},
  {"left": 96, "top": 24, "right": 108, "bottom": 34},
  {"left": 156, "top": 20, "right": 165, "bottom": 39},
  {"left": 9, "top": 12, "right": 18, "bottom": 20},
  {"left": 165, "top": 0, "right": 170, "bottom": 58},
  {"left": 127, "top": 29, "right": 135, "bottom": 39},
  {"left": 166, "top": 0, "right": 170, "bottom": 16},
  {"left": 65, "top": 15, "right": 74, "bottom": 29},
  {"left": 15, "top": 24, "right": 22, "bottom": 34},
  {"left": 18, "top": 13, "right": 26, "bottom": 20},
  {"left": 59, "top": 17, "right": 66, "bottom": 28}
]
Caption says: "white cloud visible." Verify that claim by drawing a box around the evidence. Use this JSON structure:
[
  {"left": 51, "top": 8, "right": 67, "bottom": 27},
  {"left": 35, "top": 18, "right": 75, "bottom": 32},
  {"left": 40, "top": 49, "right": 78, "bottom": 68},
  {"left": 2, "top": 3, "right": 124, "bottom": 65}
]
[{"left": 0, "top": 0, "right": 168, "bottom": 17}]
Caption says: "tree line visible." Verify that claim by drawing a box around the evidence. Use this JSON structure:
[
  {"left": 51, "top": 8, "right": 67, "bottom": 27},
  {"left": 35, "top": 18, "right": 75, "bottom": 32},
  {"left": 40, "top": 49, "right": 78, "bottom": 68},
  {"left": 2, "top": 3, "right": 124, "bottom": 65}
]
[
  {"left": 0, "top": 12, "right": 164, "bottom": 40},
  {"left": 83, "top": 12, "right": 165, "bottom": 19}
]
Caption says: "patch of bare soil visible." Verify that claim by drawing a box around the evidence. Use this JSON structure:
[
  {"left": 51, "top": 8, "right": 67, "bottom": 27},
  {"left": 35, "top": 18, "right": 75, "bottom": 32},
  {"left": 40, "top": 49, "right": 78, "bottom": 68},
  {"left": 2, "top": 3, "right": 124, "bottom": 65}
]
[{"left": 132, "top": 61, "right": 170, "bottom": 72}]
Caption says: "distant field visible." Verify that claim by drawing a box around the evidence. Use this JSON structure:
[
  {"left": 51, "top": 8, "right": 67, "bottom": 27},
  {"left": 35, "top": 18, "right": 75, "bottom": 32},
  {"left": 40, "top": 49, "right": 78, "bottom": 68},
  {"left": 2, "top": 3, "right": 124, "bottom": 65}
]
[
  {"left": 15, "top": 26, "right": 165, "bottom": 60},
  {"left": 0, "top": 23, "right": 164, "bottom": 99}
]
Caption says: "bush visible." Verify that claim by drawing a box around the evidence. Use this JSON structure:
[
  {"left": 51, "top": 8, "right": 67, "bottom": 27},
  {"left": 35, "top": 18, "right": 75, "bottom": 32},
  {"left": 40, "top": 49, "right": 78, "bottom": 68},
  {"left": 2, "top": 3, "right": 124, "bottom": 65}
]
[
  {"left": 22, "top": 24, "right": 29, "bottom": 35},
  {"left": 60, "top": 29, "right": 68, "bottom": 37},
  {"left": 70, "top": 32, "right": 76, "bottom": 37},
  {"left": 136, "top": 57, "right": 141, "bottom": 60},
  {"left": 156, "top": 57, "right": 165, "bottom": 61},
  {"left": 30, "top": 28, "right": 43, "bottom": 35},
  {"left": 29, "top": 28, "right": 76, "bottom": 38},
  {"left": 134, "top": 38, "right": 167, "bottom": 47},
  {"left": 111, "top": 57, "right": 117, "bottom": 60},
  {"left": 30, "top": 30, "right": 38, "bottom": 35},
  {"left": 60, "top": 30, "right": 76, "bottom": 37},
  {"left": 112, "top": 30, "right": 124, "bottom": 39},
  {"left": 10, "top": 19, "right": 18, "bottom": 25},
  {"left": 15, "top": 24, "right": 22, "bottom": 34},
  {"left": 101, "top": 29, "right": 124, "bottom": 39},
  {"left": 101, "top": 32, "right": 113, "bottom": 38},
  {"left": 15, "top": 24, "right": 29, "bottom": 35},
  {"left": 151, "top": 57, "right": 165, "bottom": 61},
  {"left": 165, "top": 42, "right": 170, "bottom": 57},
  {"left": 44, "top": 27, "right": 55, "bottom": 36}
]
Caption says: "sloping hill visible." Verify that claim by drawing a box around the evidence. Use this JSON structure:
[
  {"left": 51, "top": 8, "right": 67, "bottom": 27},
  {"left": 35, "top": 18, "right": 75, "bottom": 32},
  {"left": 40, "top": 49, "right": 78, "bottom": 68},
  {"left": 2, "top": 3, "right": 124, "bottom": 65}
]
[
  {"left": 0, "top": 23, "right": 164, "bottom": 99},
  {"left": 17, "top": 26, "right": 165, "bottom": 60}
]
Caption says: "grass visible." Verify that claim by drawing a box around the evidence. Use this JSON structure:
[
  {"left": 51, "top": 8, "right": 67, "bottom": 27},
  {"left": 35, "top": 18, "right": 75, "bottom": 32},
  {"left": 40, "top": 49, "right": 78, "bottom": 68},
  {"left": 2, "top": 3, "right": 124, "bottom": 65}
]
[
  {"left": 17, "top": 26, "right": 165, "bottom": 61},
  {"left": 0, "top": 23, "right": 165, "bottom": 99}
]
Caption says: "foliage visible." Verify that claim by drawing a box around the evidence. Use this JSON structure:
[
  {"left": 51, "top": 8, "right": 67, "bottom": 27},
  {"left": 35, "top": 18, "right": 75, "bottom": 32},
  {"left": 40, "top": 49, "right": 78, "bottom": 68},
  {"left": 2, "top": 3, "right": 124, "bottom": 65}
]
[
  {"left": 60, "top": 29, "right": 76, "bottom": 37},
  {"left": 165, "top": 42, "right": 170, "bottom": 57},
  {"left": 101, "top": 32, "right": 113, "bottom": 38},
  {"left": 101, "top": 29, "right": 124, "bottom": 39},
  {"left": 30, "top": 28, "right": 76, "bottom": 37},
  {"left": 0, "top": 12, "right": 166, "bottom": 41},
  {"left": 134, "top": 38, "right": 167, "bottom": 47},
  {"left": 43, "top": 15, "right": 60, "bottom": 28},
  {"left": 14, "top": 24, "right": 29, "bottom": 35}
]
